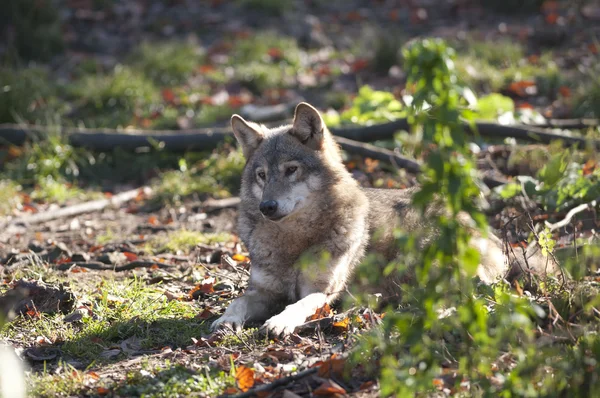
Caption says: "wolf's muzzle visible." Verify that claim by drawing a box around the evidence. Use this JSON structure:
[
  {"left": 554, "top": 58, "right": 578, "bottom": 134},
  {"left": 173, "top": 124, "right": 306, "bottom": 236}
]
[{"left": 259, "top": 200, "right": 278, "bottom": 217}]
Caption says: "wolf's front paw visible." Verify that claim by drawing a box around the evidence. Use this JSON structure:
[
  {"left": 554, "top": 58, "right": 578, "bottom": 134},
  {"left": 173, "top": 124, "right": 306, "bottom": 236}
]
[
  {"left": 262, "top": 310, "right": 304, "bottom": 336},
  {"left": 211, "top": 315, "right": 244, "bottom": 333}
]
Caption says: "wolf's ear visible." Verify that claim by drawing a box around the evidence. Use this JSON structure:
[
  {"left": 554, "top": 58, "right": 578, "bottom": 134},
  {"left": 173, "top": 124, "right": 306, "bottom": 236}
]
[
  {"left": 290, "top": 102, "right": 325, "bottom": 150},
  {"left": 231, "top": 115, "right": 264, "bottom": 159}
]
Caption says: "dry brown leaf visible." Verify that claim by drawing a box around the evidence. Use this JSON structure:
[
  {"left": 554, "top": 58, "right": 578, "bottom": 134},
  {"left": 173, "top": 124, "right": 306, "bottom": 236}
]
[
  {"left": 318, "top": 354, "right": 346, "bottom": 378},
  {"left": 309, "top": 303, "right": 332, "bottom": 321},
  {"left": 235, "top": 365, "right": 255, "bottom": 392},
  {"left": 313, "top": 379, "right": 346, "bottom": 396}
]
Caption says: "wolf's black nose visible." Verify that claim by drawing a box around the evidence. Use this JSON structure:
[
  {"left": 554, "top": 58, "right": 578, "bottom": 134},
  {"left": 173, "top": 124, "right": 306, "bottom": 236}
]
[{"left": 259, "top": 200, "right": 278, "bottom": 216}]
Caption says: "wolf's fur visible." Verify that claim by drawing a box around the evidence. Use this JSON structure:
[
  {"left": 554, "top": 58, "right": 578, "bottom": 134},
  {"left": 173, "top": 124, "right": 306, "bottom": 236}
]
[{"left": 211, "top": 103, "right": 559, "bottom": 335}]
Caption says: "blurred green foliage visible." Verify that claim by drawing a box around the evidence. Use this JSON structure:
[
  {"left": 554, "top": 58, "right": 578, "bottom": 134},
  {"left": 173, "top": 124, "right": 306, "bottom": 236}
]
[
  {"left": 130, "top": 41, "right": 204, "bottom": 85},
  {"left": 1, "top": 0, "right": 64, "bottom": 63}
]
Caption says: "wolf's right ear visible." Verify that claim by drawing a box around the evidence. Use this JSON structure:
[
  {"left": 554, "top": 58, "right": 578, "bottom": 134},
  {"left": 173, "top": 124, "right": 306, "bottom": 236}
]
[
  {"left": 290, "top": 102, "right": 325, "bottom": 151},
  {"left": 231, "top": 115, "right": 264, "bottom": 159}
]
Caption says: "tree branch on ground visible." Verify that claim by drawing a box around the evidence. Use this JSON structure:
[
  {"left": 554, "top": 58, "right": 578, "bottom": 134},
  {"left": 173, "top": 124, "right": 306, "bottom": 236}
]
[
  {"left": 1, "top": 187, "right": 150, "bottom": 229},
  {"left": 545, "top": 197, "right": 599, "bottom": 232}
]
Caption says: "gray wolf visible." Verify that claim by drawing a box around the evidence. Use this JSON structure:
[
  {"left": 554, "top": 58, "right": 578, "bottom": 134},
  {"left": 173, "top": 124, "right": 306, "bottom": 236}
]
[{"left": 211, "top": 102, "right": 559, "bottom": 336}]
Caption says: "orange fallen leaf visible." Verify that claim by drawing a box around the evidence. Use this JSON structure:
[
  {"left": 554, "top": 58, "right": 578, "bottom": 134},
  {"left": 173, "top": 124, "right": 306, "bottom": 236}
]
[
  {"left": 268, "top": 47, "right": 283, "bottom": 59},
  {"left": 517, "top": 102, "right": 534, "bottom": 109},
  {"left": 582, "top": 160, "right": 597, "bottom": 176},
  {"left": 123, "top": 252, "right": 138, "bottom": 261},
  {"left": 507, "top": 80, "right": 536, "bottom": 97},
  {"left": 236, "top": 366, "right": 255, "bottom": 392},
  {"left": 545, "top": 13, "right": 558, "bottom": 24},
  {"left": 96, "top": 387, "right": 109, "bottom": 395},
  {"left": 309, "top": 303, "right": 332, "bottom": 321},
  {"left": 232, "top": 253, "right": 249, "bottom": 262},
  {"left": 513, "top": 279, "right": 524, "bottom": 296},
  {"left": 198, "top": 64, "right": 216, "bottom": 74},
  {"left": 359, "top": 380, "right": 375, "bottom": 390},
  {"left": 162, "top": 88, "right": 176, "bottom": 103},
  {"left": 351, "top": 58, "right": 369, "bottom": 73},
  {"left": 332, "top": 317, "right": 350, "bottom": 331},
  {"left": 318, "top": 354, "right": 346, "bottom": 378},
  {"left": 314, "top": 379, "right": 346, "bottom": 396},
  {"left": 148, "top": 216, "right": 159, "bottom": 225},
  {"left": 559, "top": 86, "right": 571, "bottom": 98}
]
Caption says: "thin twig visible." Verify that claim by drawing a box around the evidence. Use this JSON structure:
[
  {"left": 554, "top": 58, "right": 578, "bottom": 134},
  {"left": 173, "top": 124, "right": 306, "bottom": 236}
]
[{"left": 545, "top": 197, "right": 599, "bottom": 232}]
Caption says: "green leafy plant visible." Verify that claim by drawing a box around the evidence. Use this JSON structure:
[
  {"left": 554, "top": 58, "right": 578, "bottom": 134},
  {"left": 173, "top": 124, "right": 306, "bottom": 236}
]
[{"left": 326, "top": 86, "right": 405, "bottom": 126}]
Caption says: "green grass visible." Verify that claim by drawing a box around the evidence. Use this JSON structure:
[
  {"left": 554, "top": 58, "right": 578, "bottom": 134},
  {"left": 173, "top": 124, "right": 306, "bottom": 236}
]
[
  {"left": 69, "top": 65, "right": 159, "bottom": 128},
  {"left": 454, "top": 40, "right": 562, "bottom": 95},
  {"left": 130, "top": 41, "right": 204, "bottom": 86},
  {"left": 0, "top": 67, "right": 61, "bottom": 124},
  {"left": 152, "top": 146, "right": 245, "bottom": 204},
  {"left": 0, "top": 180, "right": 22, "bottom": 216},
  {"left": 229, "top": 31, "right": 301, "bottom": 93},
  {"left": 148, "top": 229, "right": 233, "bottom": 254},
  {"left": 1, "top": 279, "right": 206, "bottom": 360},
  {"left": 114, "top": 361, "right": 236, "bottom": 397}
]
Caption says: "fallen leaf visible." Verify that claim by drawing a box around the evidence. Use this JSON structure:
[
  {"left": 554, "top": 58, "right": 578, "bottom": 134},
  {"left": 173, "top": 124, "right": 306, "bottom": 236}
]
[
  {"left": 236, "top": 365, "right": 255, "bottom": 392},
  {"left": 96, "top": 387, "right": 109, "bottom": 396},
  {"left": 196, "top": 308, "right": 215, "bottom": 319},
  {"left": 332, "top": 317, "right": 350, "bottom": 331},
  {"left": 318, "top": 354, "right": 346, "bottom": 378},
  {"left": 222, "top": 387, "right": 239, "bottom": 395},
  {"left": 161, "top": 88, "right": 176, "bottom": 104},
  {"left": 359, "top": 380, "right": 375, "bottom": 390},
  {"left": 507, "top": 81, "right": 536, "bottom": 97},
  {"left": 148, "top": 216, "right": 159, "bottom": 225},
  {"left": 559, "top": 86, "right": 571, "bottom": 98},
  {"left": 123, "top": 252, "right": 138, "bottom": 261},
  {"left": 513, "top": 279, "right": 524, "bottom": 296},
  {"left": 582, "top": 160, "right": 597, "bottom": 176},
  {"left": 545, "top": 13, "right": 558, "bottom": 24},
  {"left": 351, "top": 58, "right": 369, "bottom": 73},
  {"left": 314, "top": 379, "right": 346, "bottom": 396},
  {"left": 232, "top": 253, "right": 249, "bottom": 262},
  {"left": 309, "top": 303, "right": 332, "bottom": 321}
]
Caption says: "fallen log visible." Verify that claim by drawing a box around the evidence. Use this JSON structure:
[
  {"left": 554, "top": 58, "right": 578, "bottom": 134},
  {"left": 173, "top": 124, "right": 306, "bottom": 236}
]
[{"left": 2, "top": 118, "right": 598, "bottom": 152}]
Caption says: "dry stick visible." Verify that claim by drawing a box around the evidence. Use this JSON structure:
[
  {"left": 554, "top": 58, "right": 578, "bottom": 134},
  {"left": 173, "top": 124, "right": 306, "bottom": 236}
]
[
  {"left": 2, "top": 187, "right": 148, "bottom": 228},
  {"left": 56, "top": 260, "right": 176, "bottom": 272},
  {"left": 334, "top": 136, "right": 422, "bottom": 174},
  {"left": 545, "top": 197, "right": 600, "bottom": 232},
  {"left": 335, "top": 136, "right": 508, "bottom": 187},
  {"left": 230, "top": 367, "right": 319, "bottom": 398}
]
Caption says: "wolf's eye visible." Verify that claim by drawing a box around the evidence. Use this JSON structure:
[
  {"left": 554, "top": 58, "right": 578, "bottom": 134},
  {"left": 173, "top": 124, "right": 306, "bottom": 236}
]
[
  {"left": 285, "top": 166, "right": 298, "bottom": 176},
  {"left": 257, "top": 171, "right": 266, "bottom": 180}
]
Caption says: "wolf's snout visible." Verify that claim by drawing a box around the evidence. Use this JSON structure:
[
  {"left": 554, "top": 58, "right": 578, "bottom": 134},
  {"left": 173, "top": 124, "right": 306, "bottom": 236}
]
[{"left": 259, "top": 200, "right": 278, "bottom": 217}]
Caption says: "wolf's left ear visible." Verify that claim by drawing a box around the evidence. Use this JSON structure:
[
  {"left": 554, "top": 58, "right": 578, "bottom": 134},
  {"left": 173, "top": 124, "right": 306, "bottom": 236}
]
[
  {"left": 290, "top": 102, "right": 325, "bottom": 150},
  {"left": 231, "top": 115, "right": 264, "bottom": 159}
]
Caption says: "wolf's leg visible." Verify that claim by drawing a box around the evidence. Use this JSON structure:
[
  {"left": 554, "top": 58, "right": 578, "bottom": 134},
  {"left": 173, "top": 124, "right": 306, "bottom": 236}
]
[
  {"left": 211, "top": 289, "right": 273, "bottom": 332},
  {"left": 262, "top": 292, "right": 329, "bottom": 336}
]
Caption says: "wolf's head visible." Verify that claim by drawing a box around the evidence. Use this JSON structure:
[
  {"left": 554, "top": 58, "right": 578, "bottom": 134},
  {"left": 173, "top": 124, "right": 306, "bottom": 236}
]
[{"left": 231, "top": 103, "right": 345, "bottom": 221}]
